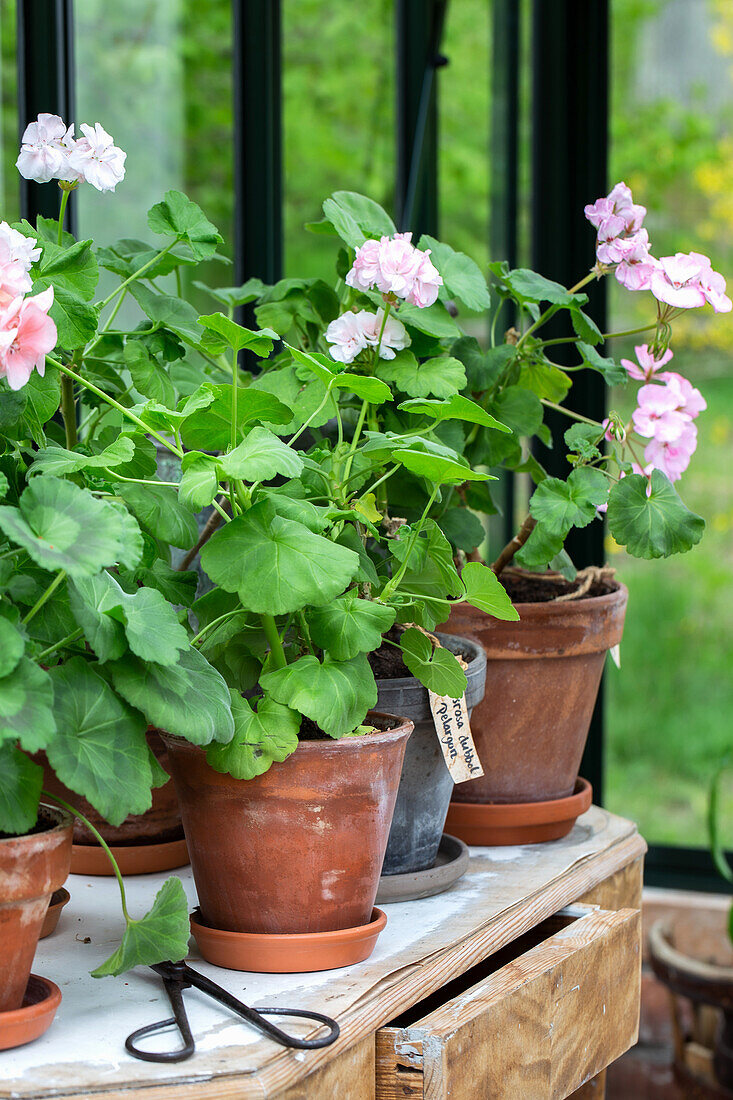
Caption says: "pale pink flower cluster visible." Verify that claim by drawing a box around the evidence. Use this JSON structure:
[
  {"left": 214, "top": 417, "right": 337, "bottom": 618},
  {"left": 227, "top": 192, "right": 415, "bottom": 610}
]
[
  {"left": 325, "top": 308, "right": 409, "bottom": 364},
  {"left": 585, "top": 182, "right": 656, "bottom": 291},
  {"left": 623, "top": 346, "right": 706, "bottom": 482},
  {"left": 16, "top": 114, "right": 126, "bottom": 193},
  {"left": 650, "top": 252, "right": 731, "bottom": 313},
  {"left": 0, "top": 221, "right": 56, "bottom": 390},
  {"left": 346, "top": 232, "right": 443, "bottom": 308}
]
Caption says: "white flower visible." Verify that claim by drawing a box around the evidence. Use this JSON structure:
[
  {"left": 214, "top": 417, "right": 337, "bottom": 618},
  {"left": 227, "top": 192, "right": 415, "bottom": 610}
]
[
  {"left": 67, "top": 123, "right": 126, "bottom": 192},
  {"left": 0, "top": 221, "right": 41, "bottom": 306},
  {"left": 358, "top": 309, "right": 410, "bottom": 359},
  {"left": 325, "top": 311, "right": 370, "bottom": 364},
  {"left": 16, "top": 113, "right": 76, "bottom": 184}
]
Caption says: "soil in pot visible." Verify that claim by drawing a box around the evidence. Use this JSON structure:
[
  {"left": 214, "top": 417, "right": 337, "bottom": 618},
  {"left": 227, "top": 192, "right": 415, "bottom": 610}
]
[
  {"left": 163, "top": 713, "right": 411, "bottom": 938},
  {"left": 0, "top": 805, "right": 73, "bottom": 1014},
  {"left": 373, "top": 632, "right": 486, "bottom": 877},
  {"left": 448, "top": 570, "right": 627, "bottom": 805}
]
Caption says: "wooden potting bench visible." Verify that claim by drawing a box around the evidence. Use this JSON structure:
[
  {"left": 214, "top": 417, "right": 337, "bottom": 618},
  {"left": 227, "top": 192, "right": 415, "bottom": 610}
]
[{"left": 2, "top": 805, "right": 645, "bottom": 1100}]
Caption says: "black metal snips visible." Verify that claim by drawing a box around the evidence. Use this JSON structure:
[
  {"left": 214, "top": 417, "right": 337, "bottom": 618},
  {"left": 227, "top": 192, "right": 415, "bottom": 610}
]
[{"left": 125, "top": 959, "right": 340, "bottom": 1064}]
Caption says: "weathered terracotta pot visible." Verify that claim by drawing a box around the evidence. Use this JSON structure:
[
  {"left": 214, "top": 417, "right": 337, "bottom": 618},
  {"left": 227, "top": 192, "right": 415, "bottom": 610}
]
[
  {"left": 37, "top": 728, "right": 183, "bottom": 846},
  {"left": 448, "top": 582, "right": 627, "bottom": 803},
  {"left": 0, "top": 805, "right": 73, "bottom": 1014},
  {"left": 163, "top": 714, "right": 412, "bottom": 936}
]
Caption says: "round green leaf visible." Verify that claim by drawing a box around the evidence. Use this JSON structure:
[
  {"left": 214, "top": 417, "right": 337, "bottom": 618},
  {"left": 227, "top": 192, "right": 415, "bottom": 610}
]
[
  {"left": 460, "top": 562, "right": 519, "bottom": 620},
  {"left": 607, "top": 470, "right": 705, "bottom": 559},
  {"left": 260, "top": 652, "right": 377, "bottom": 738},
  {"left": 307, "top": 594, "right": 396, "bottom": 660},
  {"left": 0, "top": 657, "right": 56, "bottom": 751},
  {"left": 399, "top": 628, "right": 467, "bottom": 697},
  {"left": 179, "top": 452, "right": 220, "bottom": 512},
  {"left": 395, "top": 449, "right": 496, "bottom": 486},
  {"left": 206, "top": 693, "right": 300, "bottom": 780},
  {"left": 0, "top": 615, "right": 24, "bottom": 677},
  {"left": 92, "top": 877, "right": 190, "bottom": 978},
  {"left": 377, "top": 352, "right": 466, "bottom": 398},
  {"left": 0, "top": 744, "right": 43, "bottom": 834},
  {"left": 117, "top": 482, "right": 198, "bottom": 550},
  {"left": 180, "top": 384, "right": 293, "bottom": 451},
  {"left": 218, "top": 427, "right": 303, "bottom": 483}
]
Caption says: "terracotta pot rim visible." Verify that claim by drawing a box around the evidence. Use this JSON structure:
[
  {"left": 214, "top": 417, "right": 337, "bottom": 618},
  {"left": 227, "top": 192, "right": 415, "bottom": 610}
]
[
  {"left": 163, "top": 712, "right": 414, "bottom": 755},
  {"left": 192, "top": 904, "right": 386, "bottom": 944},
  {"left": 0, "top": 803, "right": 73, "bottom": 847},
  {"left": 649, "top": 918, "right": 733, "bottom": 985},
  {"left": 452, "top": 777, "right": 592, "bottom": 825},
  {"left": 0, "top": 975, "right": 62, "bottom": 1051},
  {"left": 505, "top": 582, "right": 628, "bottom": 617},
  {"left": 70, "top": 837, "right": 190, "bottom": 876}
]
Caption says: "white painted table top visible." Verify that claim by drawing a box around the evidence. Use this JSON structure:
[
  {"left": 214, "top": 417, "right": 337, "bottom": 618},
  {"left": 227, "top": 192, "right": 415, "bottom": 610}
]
[{"left": 1, "top": 806, "right": 644, "bottom": 1099}]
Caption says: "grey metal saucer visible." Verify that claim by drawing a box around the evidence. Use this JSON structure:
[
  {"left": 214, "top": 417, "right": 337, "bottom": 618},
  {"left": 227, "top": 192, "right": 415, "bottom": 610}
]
[{"left": 376, "top": 834, "right": 470, "bottom": 904}]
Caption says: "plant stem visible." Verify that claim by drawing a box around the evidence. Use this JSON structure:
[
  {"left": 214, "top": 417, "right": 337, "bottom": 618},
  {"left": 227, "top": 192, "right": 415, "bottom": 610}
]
[
  {"left": 48, "top": 356, "right": 183, "bottom": 458},
  {"left": 97, "top": 239, "right": 177, "bottom": 310},
  {"left": 357, "top": 463, "right": 399, "bottom": 501},
  {"left": 516, "top": 271, "right": 596, "bottom": 350},
  {"left": 22, "top": 571, "right": 66, "bottom": 625},
  {"left": 381, "top": 487, "right": 439, "bottom": 600},
  {"left": 60, "top": 375, "right": 77, "bottom": 448},
  {"left": 190, "top": 608, "right": 241, "bottom": 647},
  {"left": 57, "top": 189, "right": 71, "bottom": 245},
  {"left": 42, "top": 791, "right": 131, "bottom": 921},
  {"left": 342, "top": 399, "right": 369, "bottom": 484},
  {"left": 230, "top": 347, "right": 238, "bottom": 452},
  {"left": 297, "top": 610, "right": 314, "bottom": 654},
  {"left": 260, "top": 614, "right": 287, "bottom": 669},
  {"left": 491, "top": 513, "right": 536, "bottom": 575},
  {"left": 540, "top": 398, "right": 601, "bottom": 426},
  {"left": 178, "top": 504, "right": 226, "bottom": 571},
  {"left": 36, "top": 627, "right": 84, "bottom": 662}
]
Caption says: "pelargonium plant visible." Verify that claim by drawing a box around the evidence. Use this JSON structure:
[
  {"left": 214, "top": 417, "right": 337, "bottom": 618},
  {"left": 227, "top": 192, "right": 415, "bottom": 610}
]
[{"left": 0, "top": 120, "right": 517, "bottom": 977}]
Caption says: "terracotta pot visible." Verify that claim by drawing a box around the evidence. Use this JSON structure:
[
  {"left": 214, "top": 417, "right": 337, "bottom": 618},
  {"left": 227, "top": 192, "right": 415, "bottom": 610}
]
[
  {"left": 448, "top": 582, "right": 627, "bottom": 803},
  {"left": 163, "top": 714, "right": 412, "bottom": 936},
  {"left": 0, "top": 805, "right": 73, "bottom": 1014},
  {"left": 36, "top": 728, "right": 183, "bottom": 847}
]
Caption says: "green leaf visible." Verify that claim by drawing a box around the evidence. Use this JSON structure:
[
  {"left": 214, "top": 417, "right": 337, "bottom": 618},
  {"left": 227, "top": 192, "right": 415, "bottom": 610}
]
[
  {"left": 577, "top": 342, "right": 628, "bottom": 385},
  {"left": 201, "top": 500, "right": 359, "bottom": 615},
  {"left": 180, "top": 384, "right": 293, "bottom": 450},
  {"left": 92, "top": 877, "right": 190, "bottom": 978},
  {"left": 218, "top": 427, "right": 303, "bottom": 482},
  {"left": 0, "top": 657, "right": 56, "bottom": 751},
  {"left": 21, "top": 366, "right": 61, "bottom": 436},
  {"left": 490, "top": 385, "right": 544, "bottom": 437},
  {"left": 121, "top": 559, "right": 198, "bottom": 607},
  {"left": 395, "top": 448, "right": 495, "bottom": 485},
  {"left": 206, "top": 693, "right": 300, "bottom": 780},
  {"left": 500, "top": 269, "right": 582, "bottom": 306},
  {"left": 322, "top": 191, "right": 396, "bottom": 247},
  {"left": 0, "top": 471, "right": 8, "bottom": 500},
  {"left": 147, "top": 189, "right": 223, "bottom": 260},
  {"left": 418, "top": 235, "right": 491, "bottom": 311},
  {"left": 0, "top": 478, "right": 143, "bottom": 575},
  {"left": 47, "top": 657, "right": 151, "bottom": 824},
  {"left": 128, "top": 283, "right": 201, "bottom": 343},
  {"left": 399, "top": 628, "right": 467, "bottom": 696},
  {"left": 285, "top": 344, "right": 336, "bottom": 385},
  {"left": 307, "top": 594, "right": 396, "bottom": 660},
  {"left": 530, "top": 467, "right": 609, "bottom": 537},
  {"left": 35, "top": 238, "right": 99, "bottom": 301},
  {"left": 515, "top": 522, "right": 566, "bottom": 572},
  {"left": 0, "top": 745, "right": 42, "bottom": 834},
  {"left": 261, "top": 652, "right": 377, "bottom": 738},
  {"left": 452, "top": 338, "right": 515, "bottom": 392},
  {"left": 43, "top": 286, "right": 98, "bottom": 349},
  {"left": 331, "top": 373, "right": 393, "bottom": 404},
  {"left": 192, "top": 278, "right": 265, "bottom": 308},
  {"left": 0, "top": 615, "right": 24, "bottom": 677},
  {"left": 398, "top": 393, "right": 510, "bottom": 431},
  {"left": 460, "top": 562, "right": 519, "bottom": 620},
  {"left": 564, "top": 422, "right": 603, "bottom": 461},
  {"left": 377, "top": 352, "right": 466, "bottom": 398},
  {"left": 607, "top": 470, "right": 705, "bottom": 559},
  {"left": 108, "top": 647, "right": 234, "bottom": 745},
  {"left": 439, "top": 507, "right": 485, "bottom": 553},
  {"left": 124, "top": 342, "right": 176, "bottom": 407},
  {"left": 68, "top": 574, "right": 127, "bottom": 662},
  {"left": 27, "top": 436, "right": 135, "bottom": 478},
  {"left": 178, "top": 451, "right": 219, "bottom": 512},
  {"left": 198, "top": 312, "right": 276, "bottom": 356},
  {"left": 395, "top": 301, "right": 461, "bottom": 339},
  {"left": 518, "top": 360, "right": 572, "bottom": 402},
  {"left": 117, "top": 482, "right": 198, "bottom": 550},
  {"left": 570, "top": 307, "right": 604, "bottom": 345}
]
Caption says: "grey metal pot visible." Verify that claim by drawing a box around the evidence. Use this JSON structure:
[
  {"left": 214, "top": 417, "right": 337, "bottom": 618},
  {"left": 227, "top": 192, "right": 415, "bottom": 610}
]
[{"left": 377, "top": 632, "right": 487, "bottom": 876}]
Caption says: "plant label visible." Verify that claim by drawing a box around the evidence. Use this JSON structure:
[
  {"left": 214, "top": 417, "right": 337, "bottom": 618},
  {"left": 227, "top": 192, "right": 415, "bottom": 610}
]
[{"left": 428, "top": 690, "right": 484, "bottom": 783}]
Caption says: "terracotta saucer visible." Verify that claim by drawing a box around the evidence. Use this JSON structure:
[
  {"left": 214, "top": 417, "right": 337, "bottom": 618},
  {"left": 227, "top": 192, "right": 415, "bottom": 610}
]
[
  {"left": 40, "top": 887, "right": 70, "bottom": 939},
  {"left": 71, "top": 837, "right": 189, "bottom": 876},
  {"left": 377, "top": 834, "right": 470, "bottom": 904},
  {"left": 445, "top": 778, "right": 593, "bottom": 846},
  {"left": 190, "top": 907, "right": 387, "bottom": 973},
  {"left": 0, "top": 975, "right": 62, "bottom": 1051}
]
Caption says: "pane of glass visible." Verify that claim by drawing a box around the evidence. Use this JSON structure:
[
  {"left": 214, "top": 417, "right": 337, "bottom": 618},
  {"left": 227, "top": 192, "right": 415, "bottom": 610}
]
[
  {"left": 606, "top": 0, "right": 733, "bottom": 846},
  {"left": 282, "top": 0, "right": 395, "bottom": 279},
  {"left": 74, "top": 0, "right": 234, "bottom": 302},
  {"left": 0, "top": 0, "right": 18, "bottom": 222}
]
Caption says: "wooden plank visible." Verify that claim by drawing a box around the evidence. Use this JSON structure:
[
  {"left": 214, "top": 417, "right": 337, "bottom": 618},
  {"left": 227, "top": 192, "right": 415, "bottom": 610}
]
[
  {"left": 275, "top": 1036, "right": 375, "bottom": 1100},
  {"left": 576, "top": 856, "right": 643, "bottom": 911},
  {"left": 376, "top": 908, "right": 641, "bottom": 1100},
  {"left": 568, "top": 1069, "right": 606, "bottom": 1098}
]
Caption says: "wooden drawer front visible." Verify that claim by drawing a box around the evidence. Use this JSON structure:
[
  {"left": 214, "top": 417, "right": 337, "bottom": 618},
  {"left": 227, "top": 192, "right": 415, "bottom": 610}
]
[{"left": 376, "top": 906, "right": 641, "bottom": 1100}]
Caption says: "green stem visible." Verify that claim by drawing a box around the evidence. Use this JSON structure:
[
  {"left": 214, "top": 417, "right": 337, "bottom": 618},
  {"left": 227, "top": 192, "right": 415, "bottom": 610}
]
[
  {"left": 517, "top": 271, "right": 596, "bottom": 349},
  {"left": 36, "top": 627, "right": 84, "bottom": 662},
  {"left": 57, "top": 189, "right": 71, "bottom": 245},
  {"left": 42, "top": 791, "right": 130, "bottom": 922},
  {"left": 98, "top": 239, "right": 177, "bottom": 310},
  {"left": 260, "top": 614, "right": 287, "bottom": 669},
  {"left": 190, "top": 609, "right": 241, "bottom": 647},
  {"left": 381, "top": 487, "right": 439, "bottom": 600},
  {"left": 356, "top": 463, "right": 399, "bottom": 501},
  {"left": 342, "top": 399, "right": 369, "bottom": 484},
  {"left": 540, "top": 399, "right": 601, "bottom": 427},
  {"left": 538, "top": 322, "right": 657, "bottom": 350},
  {"left": 48, "top": 356, "right": 183, "bottom": 458},
  {"left": 22, "top": 571, "right": 66, "bottom": 625},
  {"left": 288, "top": 389, "right": 333, "bottom": 448},
  {"left": 230, "top": 346, "right": 238, "bottom": 453},
  {"left": 106, "top": 472, "right": 179, "bottom": 487},
  {"left": 211, "top": 498, "right": 231, "bottom": 523},
  {"left": 297, "top": 610, "right": 314, "bottom": 655},
  {"left": 85, "top": 291, "right": 128, "bottom": 358},
  {"left": 60, "top": 375, "right": 77, "bottom": 448}
]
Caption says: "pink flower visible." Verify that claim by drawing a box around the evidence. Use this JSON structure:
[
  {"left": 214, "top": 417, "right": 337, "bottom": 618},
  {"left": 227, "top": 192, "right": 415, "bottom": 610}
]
[
  {"left": 324, "top": 311, "right": 369, "bottom": 364},
  {"left": 621, "top": 344, "right": 673, "bottom": 382},
  {"left": 358, "top": 309, "right": 410, "bottom": 359},
  {"left": 375, "top": 234, "right": 422, "bottom": 298},
  {"left": 644, "top": 421, "right": 697, "bottom": 482},
  {"left": 406, "top": 249, "right": 443, "bottom": 308},
  {"left": 664, "top": 372, "right": 706, "bottom": 419},
  {"left": 606, "top": 182, "right": 647, "bottom": 233},
  {"left": 584, "top": 196, "right": 615, "bottom": 229},
  {"left": 0, "top": 287, "right": 57, "bottom": 390},
  {"left": 345, "top": 239, "right": 383, "bottom": 293},
  {"left": 16, "top": 114, "right": 76, "bottom": 184},
  {"left": 632, "top": 382, "right": 690, "bottom": 443},
  {"left": 688, "top": 252, "right": 732, "bottom": 314},
  {"left": 596, "top": 215, "right": 631, "bottom": 263},
  {"left": 0, "top": 222, "right": 41, "bottom": 306},
  {"left": 614, "top": 231, "right": 658, "bottom": 291},
  {"left": 650, "top": 253, "right": 707, "bottom": 310},
  {"left": 67, "top": 123, "right": 126, "bottom": 192}
]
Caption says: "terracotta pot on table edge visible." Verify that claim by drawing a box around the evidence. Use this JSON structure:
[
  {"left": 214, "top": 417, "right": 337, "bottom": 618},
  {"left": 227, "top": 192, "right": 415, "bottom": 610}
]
[
  {"left": 163, "top": 712, "right": 412, "bottom": 972},
  {"left": 445, "top": 580, "right": 627, "bottom": 845}
]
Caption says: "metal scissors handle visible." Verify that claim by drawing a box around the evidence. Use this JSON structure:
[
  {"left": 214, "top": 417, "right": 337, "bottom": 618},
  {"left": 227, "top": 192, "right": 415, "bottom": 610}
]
[{"left": 125, "top": 960, "right": 340, "bottom": 1064}]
